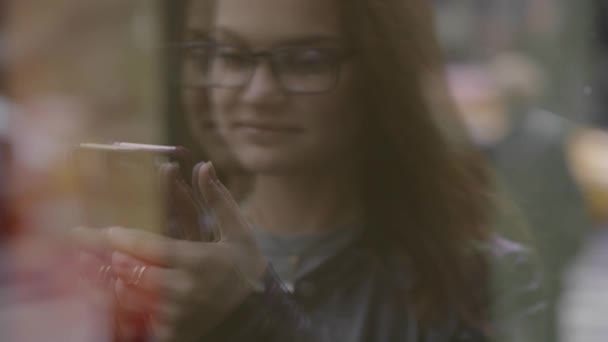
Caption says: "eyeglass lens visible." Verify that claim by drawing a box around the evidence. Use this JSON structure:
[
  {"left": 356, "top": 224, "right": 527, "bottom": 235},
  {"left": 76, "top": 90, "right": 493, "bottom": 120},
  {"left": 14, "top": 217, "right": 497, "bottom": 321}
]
[{"left": 182, "top": 45, "right": 344, "bottom": 93}]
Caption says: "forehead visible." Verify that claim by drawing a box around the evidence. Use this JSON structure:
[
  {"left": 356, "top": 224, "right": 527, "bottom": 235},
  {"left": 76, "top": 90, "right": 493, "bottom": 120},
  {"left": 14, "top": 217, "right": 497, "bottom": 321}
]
[{"left": 187, "top": 0, "right": 342, "bottom": 46}]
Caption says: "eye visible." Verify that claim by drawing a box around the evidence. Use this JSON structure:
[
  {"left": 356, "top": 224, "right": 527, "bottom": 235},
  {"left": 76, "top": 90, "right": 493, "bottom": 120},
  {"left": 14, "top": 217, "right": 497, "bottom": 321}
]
[
  {"left": 214, "top": 47, "right": 250, "bottom": 69},
  {"left": 277, "top": 48, "right": 335, "bottom": 74}
]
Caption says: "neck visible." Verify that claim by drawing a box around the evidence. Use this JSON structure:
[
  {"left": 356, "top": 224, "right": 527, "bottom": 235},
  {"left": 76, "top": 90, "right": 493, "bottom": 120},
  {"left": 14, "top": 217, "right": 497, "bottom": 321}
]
[{"left": 244, "top": 163, "right": 362, "bottom": 235}]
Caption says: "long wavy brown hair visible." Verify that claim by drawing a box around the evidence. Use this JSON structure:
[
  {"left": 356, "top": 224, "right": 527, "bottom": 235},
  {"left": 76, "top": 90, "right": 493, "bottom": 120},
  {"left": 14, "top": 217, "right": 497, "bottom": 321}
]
[
  {"left": 339, "top": 0, "right": 492, "bottom": 327},
  {"left": 177, "top": 0, "right": 494, "bottom": 329}
]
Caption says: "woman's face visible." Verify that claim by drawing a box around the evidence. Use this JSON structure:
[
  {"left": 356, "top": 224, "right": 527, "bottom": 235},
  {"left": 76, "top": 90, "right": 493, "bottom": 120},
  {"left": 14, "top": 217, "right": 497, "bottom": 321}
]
[{"left": 189, "top": 0, "right": 361, "bottom": 174}]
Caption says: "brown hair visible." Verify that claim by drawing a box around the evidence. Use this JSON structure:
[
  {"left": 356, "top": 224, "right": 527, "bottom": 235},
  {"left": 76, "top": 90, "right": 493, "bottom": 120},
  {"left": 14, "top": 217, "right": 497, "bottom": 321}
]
[
  {"left": 179, "top": 0, "right": 494, "bottom": 329},
  {"left": 340, "top": 0, "right": 492, "bottom": 327}
]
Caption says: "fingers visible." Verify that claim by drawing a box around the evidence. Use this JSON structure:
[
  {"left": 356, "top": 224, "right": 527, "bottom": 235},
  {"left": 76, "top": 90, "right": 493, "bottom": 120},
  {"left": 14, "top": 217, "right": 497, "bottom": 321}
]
[
  {"left": 106, "top": 226, "right": 216, "bottom": 269},
  {"left": 71, "top": 227, "right": 114, "bottom": 285},
  {"left": 111, "top": 251, "right": 203, "bottom": 342},
  {"left": 77, "top": 251, "right": 114, "bottom": 287},
  {"left": 111, "top": 252, "right": 192, "bottom": 326},
  {"left": 193, "top": 162, "right": 220, "bottom": 242},
  {"left": 114, "top": 278, "right": 158, "bottom": 313},
  {"left": 111, "top": 251, "right": 173, "bottom": 295},
  {"left": 148, "top": 319, "right": 175, "bottom": 342},
  {"left": 160, "top": 162, "right": 202, "bottom": 241},
  {"left": 105, "top": 226, "right": 176, "bottom": 267},
  {"left": 196, "top": 162, "right": 250, "bottom": 241},
  {"left": 111, "top": 250, "right": 205, "bottom": 296}
]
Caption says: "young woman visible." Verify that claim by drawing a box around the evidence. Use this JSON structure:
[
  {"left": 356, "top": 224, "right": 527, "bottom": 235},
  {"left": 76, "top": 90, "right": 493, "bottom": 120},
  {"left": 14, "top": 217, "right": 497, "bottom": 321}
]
[{"left": 101, "top": 0, "right": 545, "bottom": 340}]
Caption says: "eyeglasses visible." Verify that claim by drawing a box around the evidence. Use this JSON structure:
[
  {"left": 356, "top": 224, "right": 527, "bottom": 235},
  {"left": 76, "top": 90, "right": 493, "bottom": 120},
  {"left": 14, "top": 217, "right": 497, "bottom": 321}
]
[{"left": 179, "top": 42, "right": 356, "bottom": 94}]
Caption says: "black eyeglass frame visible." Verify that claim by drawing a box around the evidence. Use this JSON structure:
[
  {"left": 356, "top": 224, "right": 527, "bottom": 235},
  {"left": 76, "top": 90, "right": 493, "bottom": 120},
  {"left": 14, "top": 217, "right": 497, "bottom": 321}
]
[{"left": 177, "top": 41, "right": 357, "bottom": 94}]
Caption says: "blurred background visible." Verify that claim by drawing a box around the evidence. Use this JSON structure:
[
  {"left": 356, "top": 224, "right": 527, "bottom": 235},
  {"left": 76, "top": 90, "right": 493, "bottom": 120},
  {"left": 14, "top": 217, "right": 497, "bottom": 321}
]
[{"left": 1, "top": 0, "right": 607, "bottom": 341}]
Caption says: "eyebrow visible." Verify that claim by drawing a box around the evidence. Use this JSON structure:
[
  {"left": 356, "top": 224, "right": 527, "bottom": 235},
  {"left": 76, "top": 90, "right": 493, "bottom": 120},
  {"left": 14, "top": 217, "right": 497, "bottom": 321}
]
[{"left": 208, "top": 27, "right": 345, "bottom": 48}]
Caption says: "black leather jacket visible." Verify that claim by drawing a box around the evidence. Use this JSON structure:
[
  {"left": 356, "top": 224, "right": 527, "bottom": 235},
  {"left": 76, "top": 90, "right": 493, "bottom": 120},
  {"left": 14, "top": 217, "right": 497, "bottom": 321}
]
[{"left": 205, "top": 236, "right": 546, "bottom": 342}]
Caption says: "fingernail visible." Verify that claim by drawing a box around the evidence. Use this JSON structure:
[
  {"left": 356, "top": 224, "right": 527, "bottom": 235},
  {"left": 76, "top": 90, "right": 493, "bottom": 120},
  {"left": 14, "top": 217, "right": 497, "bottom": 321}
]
[
  {"left": 194, "top": 161, "right": 206, "bottom": 173},
  {"left": 106, "top": 226, "right": 126, "bottom": 242},
  {"left": 207, "top": 161, "right": 219, "bottom": 182}
]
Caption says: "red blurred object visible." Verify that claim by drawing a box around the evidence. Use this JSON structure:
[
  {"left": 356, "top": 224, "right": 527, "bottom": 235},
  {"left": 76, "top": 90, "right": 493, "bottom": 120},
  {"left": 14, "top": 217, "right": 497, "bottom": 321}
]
[{"left": 0, "top": 121, "right": 19, "bottom": 240}]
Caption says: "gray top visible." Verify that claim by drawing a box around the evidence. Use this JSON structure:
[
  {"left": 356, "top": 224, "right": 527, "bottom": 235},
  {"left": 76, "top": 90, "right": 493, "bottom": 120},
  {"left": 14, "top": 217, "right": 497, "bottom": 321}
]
[{"left": 253, "top": 225, "right": 361, "bottom": 291}]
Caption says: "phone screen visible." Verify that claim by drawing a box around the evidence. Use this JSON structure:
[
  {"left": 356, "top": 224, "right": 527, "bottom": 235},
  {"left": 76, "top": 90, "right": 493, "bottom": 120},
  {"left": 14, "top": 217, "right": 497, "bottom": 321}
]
[{"left": 73, "top": 143, "right": 189, "bottom": 236}]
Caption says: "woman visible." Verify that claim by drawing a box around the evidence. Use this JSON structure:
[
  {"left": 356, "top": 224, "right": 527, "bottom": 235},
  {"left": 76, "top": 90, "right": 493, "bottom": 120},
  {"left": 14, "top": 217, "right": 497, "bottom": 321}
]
[{"left": 101, "top": 0, "right": 545, "bottom": 341}]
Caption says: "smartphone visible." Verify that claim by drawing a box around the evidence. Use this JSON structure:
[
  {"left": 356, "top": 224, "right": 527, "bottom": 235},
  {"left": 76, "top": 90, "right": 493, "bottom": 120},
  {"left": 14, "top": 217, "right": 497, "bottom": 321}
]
[{"left": 73, "top": 142, "right": 210, "bottom": 240}]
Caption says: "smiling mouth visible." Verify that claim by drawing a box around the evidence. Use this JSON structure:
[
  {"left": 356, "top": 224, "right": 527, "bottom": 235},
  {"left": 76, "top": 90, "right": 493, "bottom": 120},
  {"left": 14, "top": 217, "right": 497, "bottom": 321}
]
[{"left": 232, "top": 122, "right": 302, "bottom": 133}]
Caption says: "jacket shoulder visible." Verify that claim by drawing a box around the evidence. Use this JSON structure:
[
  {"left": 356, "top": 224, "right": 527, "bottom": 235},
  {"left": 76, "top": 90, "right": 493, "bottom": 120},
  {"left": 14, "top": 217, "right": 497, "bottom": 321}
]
[{"left": 479, "top": 236, "right": 548, "bottom": 340}]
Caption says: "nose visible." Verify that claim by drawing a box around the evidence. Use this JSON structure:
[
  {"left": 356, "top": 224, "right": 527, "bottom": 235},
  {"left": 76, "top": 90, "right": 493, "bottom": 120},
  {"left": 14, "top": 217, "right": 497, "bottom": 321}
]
[{"left": 241, "top": 60, "right": 285, "bottom": 105}]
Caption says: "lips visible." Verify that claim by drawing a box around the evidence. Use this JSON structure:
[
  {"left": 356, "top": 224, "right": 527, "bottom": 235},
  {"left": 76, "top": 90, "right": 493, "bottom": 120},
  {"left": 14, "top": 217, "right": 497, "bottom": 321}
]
[
  {"left": 231, "top": 121, "right": 302, "bottom": 133},
  {"left": 230, "top": 120, "right": 302, "bottom": 144}
]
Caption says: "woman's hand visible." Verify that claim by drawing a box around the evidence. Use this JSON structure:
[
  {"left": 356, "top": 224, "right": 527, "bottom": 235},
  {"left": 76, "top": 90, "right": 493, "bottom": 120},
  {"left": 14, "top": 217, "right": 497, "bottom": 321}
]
[{"left": 106, "top": 162, "right": 266, "bottom": 342}]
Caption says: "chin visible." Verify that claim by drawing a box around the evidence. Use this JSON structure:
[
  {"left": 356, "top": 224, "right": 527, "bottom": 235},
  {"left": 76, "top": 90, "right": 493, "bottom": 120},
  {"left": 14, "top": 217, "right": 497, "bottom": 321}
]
[
  {"left": 234, "top": 147, "right": 312, "bottom": 175},
  {"left": 238, "top": 155, "right": 297, "bottom": 174}
]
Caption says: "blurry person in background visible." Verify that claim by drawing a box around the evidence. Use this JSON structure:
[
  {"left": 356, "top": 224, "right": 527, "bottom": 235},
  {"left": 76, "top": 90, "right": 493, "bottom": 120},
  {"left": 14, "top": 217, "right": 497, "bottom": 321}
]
[
  {"left": 447, "top": 58, "right": 589, "bottom": 342},
  {"left": 81, "top": 0, "right": 546, "bottom": 341},
  {"left": 439, "top": 2, "right": 590, "bottom": 341}
]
